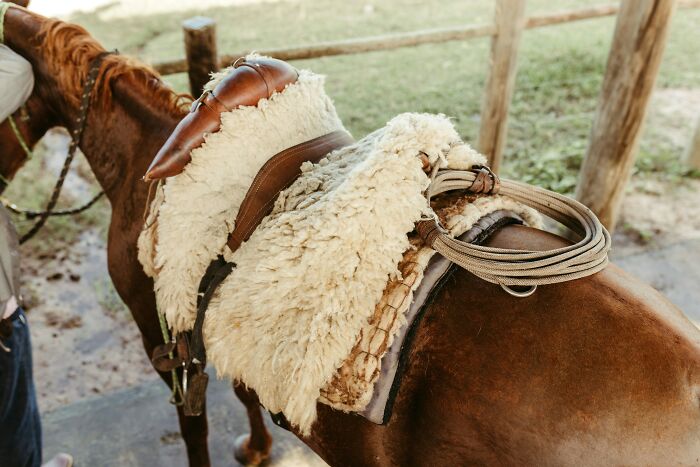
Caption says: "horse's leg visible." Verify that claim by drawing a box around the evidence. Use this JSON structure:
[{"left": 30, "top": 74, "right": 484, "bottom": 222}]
[
  {"left": 105, "top": 227, "right": 213, "bottom": 467},
  {"left": 232, "top": 381, "right": 273, "bottom": 465}
]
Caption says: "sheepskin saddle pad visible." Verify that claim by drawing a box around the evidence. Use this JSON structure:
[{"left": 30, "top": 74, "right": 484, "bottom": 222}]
[{"left": 137, "top": 69, "right": 541, "bottom": 434}]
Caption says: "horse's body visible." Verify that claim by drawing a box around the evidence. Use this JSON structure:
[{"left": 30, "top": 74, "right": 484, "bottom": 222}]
[{"left": 3, "top": 8, "right": 700, "bottom": 466}]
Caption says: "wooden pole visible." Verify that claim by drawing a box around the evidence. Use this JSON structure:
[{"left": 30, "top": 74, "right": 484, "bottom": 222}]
[
  {"left": 685, "top": 116, "right": 700, "bottom": 170},
  {"left": 575, "top": 0, "right": 677, "bottom": 231},
  {"left": 477, "top": 0, "right": 526, "bottom": 173},
  {"left": 183, "top": 16, "right": 218, "bottom": 97}
]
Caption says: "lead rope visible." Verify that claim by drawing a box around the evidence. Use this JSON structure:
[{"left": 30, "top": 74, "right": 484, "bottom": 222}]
[
  {"left": 16, "top": 51, "right": 111, "bottom": 244},
  {"left": 418, "top": 164, "right": 611, "bottom": 295}
]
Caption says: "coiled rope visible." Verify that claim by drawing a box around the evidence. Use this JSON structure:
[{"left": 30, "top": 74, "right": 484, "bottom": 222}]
[{"left": 417, "top": 165, "right": 611, "bottom": 293}]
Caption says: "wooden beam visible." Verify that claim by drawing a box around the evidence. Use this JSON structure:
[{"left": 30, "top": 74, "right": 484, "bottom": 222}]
[
  {"left": 183, "top": 16, "right": 218, "bottom": 97},
  {"left": 575, "top": 0, "right": 677, "bottom": 231},
  {"left": 524, "top": 4, "right": 618, "bottom": 29},
  {"left": 219, "top": 24, "right": 497, "bottom": 66},
  {"left": 685, "top": 116, "right": 700, "bottom": 170},
  {"left": 477, "top": 0, "right": 526, "bottom": 173}
]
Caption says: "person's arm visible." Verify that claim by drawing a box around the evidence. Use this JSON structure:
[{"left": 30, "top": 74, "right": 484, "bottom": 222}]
[
  {"left": 0, "top": 207, "right": 20, "bottom": 318},
  {"left": 0, "top": 44, "right": 34, "bottom": 123}
]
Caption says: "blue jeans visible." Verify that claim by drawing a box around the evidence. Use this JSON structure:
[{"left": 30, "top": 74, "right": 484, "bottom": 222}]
[{"left": 0, "top": 308, "right": 42, "bottom": 467}]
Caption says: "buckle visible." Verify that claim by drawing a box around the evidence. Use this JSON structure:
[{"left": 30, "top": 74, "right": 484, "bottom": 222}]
[{"left": 189, "top": 90, "right": 211, "bottom": 113}]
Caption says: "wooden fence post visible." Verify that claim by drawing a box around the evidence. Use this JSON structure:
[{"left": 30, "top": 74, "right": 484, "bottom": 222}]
[
  {"left": 575, "top": 0, "right": 677, "bottom": 231},
  {"left": 183, "top": 16, "right": 218, "bottom": 97},
  {"left": 477, "top": 0, "right": 526, "bottom": 173},
  {"left": 685, "top": 116, "right": 700, "bottom": 170}
]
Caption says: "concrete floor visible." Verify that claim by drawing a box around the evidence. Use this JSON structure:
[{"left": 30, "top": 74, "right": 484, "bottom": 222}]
[
  {"left": 612, "top": 239, "right": 700, "bottom": 321},
  {"left": 41, "top": 238, "right": 700, "bottom": 466},
  {"left": 42, "top": 378, "right": 326, "bottom": 467}
]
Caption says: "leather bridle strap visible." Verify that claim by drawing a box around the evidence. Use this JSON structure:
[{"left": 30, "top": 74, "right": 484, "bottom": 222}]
[
  {"left": 0, "top": 2, "right": 111, "bottom": 236},
  {"left": 417, "top": 165, "right": 611, "bottom": 291}
]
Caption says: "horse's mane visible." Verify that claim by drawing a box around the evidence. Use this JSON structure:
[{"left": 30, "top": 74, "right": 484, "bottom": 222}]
[{"left": 37, "top": 19, "right": 191, "bottom": 116}]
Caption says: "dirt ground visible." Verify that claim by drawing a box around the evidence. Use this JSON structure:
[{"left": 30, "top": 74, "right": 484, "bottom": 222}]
[
  {"left": 16, "top": 88, "right": 700, "bottom": 413},
  {"left": 18, "top": 131, "right": 155, "bottom": 413}
]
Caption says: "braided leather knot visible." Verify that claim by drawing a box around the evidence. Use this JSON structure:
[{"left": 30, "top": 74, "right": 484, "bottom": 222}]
[
  {"left": 416, "top": 219, "right": 446, "bottom": 247},
  {"left": 469, "top": 165, "right": 501, "bottom": 195}
]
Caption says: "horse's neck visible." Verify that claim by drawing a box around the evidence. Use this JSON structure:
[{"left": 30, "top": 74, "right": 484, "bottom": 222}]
[
  {"left": 80, "top": 89, "right": 181, "bottom": 209},
  {"left": 4, "top": 7, "right": 182, "bottom": 209}
]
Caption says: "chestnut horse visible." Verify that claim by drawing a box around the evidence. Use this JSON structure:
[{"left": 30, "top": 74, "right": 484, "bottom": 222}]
[{"left": 3, "top": 8, "right": 700, "bottom": 466}]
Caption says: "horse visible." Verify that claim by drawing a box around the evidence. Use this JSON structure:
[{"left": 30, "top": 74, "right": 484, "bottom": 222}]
[{"left": 3, "top": 7, "right": 700, "bottom": 466}]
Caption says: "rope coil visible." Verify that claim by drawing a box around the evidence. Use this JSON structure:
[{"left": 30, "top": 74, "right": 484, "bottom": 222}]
[{"left": 419, "top": 166, "right": 611, "bottom": 288}]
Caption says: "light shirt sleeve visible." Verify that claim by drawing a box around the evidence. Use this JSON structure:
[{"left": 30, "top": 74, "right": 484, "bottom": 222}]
[
  {"left": 0, "top": 43, "right": 34, "bottom": 122},
  {"left": 0, "top": 205, "right": 20, "bottom": 317}
]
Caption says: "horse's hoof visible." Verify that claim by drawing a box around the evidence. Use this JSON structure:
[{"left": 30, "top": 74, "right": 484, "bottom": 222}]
[{"left": 234, "top": 434, "right": 270, "bottom": 466}]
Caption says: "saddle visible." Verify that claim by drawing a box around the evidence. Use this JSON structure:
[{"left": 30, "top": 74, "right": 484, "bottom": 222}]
[
  {"left": 142, "top": 57, "right": 608, "bottom": 428},
  {"left": 147, "top": 57, "right": 354, "bottom": 415}
]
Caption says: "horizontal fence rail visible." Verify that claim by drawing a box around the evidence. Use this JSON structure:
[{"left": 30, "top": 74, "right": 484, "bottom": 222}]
[{"left": 152, "top": 0, "right": 700, "bottom": 75}]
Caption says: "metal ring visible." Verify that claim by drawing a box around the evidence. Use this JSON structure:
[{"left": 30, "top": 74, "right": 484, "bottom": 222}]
[{"left": 500, "top": 283, "right": 537, "bottom": 298}]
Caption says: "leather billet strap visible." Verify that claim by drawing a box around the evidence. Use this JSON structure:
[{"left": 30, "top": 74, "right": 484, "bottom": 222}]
[
  {"left": 417, "top": 165, "right": 611, "bottom": 288},
  {"left": 190, "top": 255, "right": 236, "bottom": 365},
  {"left": 227, "top": 130, "right": 354, "bottom": 252}
]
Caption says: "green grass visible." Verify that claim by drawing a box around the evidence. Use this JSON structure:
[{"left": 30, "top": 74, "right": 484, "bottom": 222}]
[
  {"left": 67, "top": 0, "right": 700, "bottom": 193},
  {"left": 5, "top": 0, "right": 699, "bottom": 246}
]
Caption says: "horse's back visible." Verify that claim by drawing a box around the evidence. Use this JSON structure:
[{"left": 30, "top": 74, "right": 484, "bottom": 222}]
[{"left": 311, "top": 224, "right": 700, "bottom": 466}]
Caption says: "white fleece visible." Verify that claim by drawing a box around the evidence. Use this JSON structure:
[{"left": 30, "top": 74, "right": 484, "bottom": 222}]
[
  {"left": 137, "top": 65, "right": 537, "bottom": 434},
  {"left": 139, "top": 68, "right": 348, "bottom": 333}
]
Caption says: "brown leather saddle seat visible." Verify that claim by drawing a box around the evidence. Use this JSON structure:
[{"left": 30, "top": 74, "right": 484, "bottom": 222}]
[
  {"left": 145, "top": 57, "right": 299, "bottom": 181},
  {"left": 144, "top": 57, "right": 354, "bottom": 252}
]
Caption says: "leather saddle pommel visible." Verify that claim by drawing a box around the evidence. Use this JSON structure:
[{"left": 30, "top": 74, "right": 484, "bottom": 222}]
[{"left": 144, "top": 57, "right": 299, "bottom": 181}]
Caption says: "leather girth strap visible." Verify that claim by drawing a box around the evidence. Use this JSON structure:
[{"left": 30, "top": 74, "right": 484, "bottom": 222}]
[{"left": 227, "top": 130, "right": 353, "bottom": 251}]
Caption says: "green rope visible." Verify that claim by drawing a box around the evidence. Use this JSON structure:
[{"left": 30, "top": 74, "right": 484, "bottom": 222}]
[
  {"left": 158, "top": 309, "right": 184, "bottom": 405},
  {"left": 8, "top": 115, "right": 32, "bottom": 159}
]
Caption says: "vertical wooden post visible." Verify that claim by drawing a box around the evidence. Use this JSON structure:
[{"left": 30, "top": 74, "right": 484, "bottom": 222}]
[
  {"left": 183, "top": 16, "right": 218, "bottom": 97},
  {"left": 575, "top": 0, "right": 677, "bottom": 231},
  {"left": 477, "top": 0, "right": 526, "bottom": 173},
  {"left": 685, "top": 116, "right": 700, "bottom": 170}
]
